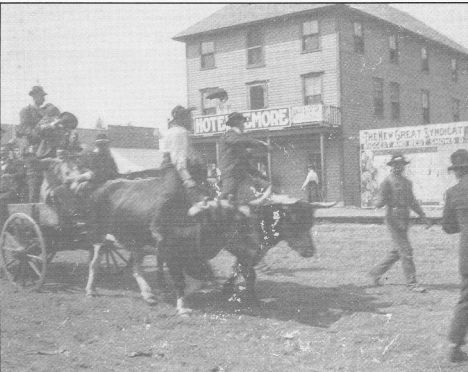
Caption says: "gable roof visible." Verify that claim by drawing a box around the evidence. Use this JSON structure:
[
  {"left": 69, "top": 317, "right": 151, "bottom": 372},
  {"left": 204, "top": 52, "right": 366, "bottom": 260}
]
[{"left": 173, "top": 3, "right": 468, "bottom": 55}]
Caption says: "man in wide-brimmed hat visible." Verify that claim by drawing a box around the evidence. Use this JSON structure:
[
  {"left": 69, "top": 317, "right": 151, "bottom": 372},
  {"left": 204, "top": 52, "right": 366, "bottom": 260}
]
[
  {"left": 369, "top": 152, "right": 430, "bottom": 293},
  {"left": 217, "top": 112, "right": 271, "bottom": 202},
  {"left": 442, "top": 149, "right": 468, "bottom": 363},
  {"left": 150, "top": 105, "right": 204, "bottom": 244}
]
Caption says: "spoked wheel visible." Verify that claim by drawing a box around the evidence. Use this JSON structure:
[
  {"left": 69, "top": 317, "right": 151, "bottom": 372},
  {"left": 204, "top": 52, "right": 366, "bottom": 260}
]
[
  {"left": 0, "top": 213, "right": 47, "bottom": 291},
  {"left": 99, "top": 240, "right": 131, "bottom": 275}
]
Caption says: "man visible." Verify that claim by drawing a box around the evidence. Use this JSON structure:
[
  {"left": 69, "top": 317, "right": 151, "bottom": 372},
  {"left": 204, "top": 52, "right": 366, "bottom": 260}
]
[
  {"left": 72, "top": 133, "right": 118, "bottom": 194},
  {"left": 442, "top": 149, "right": 468, "bottom": 363},
  {"left": 150, "top": 105, "right": 204, "bottom": 243},
  {"left": 302, "top": 163, "right": 321, "bottom": 202},
  {"left": 218, "top": 112, "right": 271, "bottom": 202},
  {"left": 369, "top": 153, "right": 430, "bottom": 292},
  {"left": 16, "top": 86, "right": 48, "bottom": 202}
]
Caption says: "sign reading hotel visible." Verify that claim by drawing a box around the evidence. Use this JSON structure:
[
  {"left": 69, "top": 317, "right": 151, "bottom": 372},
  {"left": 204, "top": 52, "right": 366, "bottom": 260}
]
[
  {"left": 359, "top": 122, "right": 468, "bottom": 208},
  {"left": 193, "top": 107, "right": 290, "bottom": 136}
]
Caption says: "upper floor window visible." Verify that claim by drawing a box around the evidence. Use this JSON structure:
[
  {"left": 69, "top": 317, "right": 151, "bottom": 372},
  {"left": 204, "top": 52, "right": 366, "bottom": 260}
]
[
  {"left": 389, "top": 34, "right": 399, "bottom": 64},
  {"left": 303, "top": 74, "right": 323, "bottom": 104},
  {"left": 452, "top": 98, "right": 460, "bottom": 122},
  {"left": 354, "top": 22, "right": 364, "bottom": 54},
  {"left": 422, "top": 90, "right": 430, "bottom": 124},
  {"left": 373, "top": 78, "right": 384, "bottom": 118},
  {"left": 390, "top": 82, "right": 400, "bottom": 121},
  {"left": 248, "top": 82, "right": 268, "bottom": 110},
  {"left": 451, "top": 58, "right": 458, "bottom": 82},
  {"left": 201, "top": 89, "right": 217, "bottom": 116},
  {"left": 247, "top": 28, "right": 264, "bottom": 66},
  {"left": 200, "top": 41, "right": 215, "bottom": 69},
  {"left": 421, "top": 46, "right": 429, "bottom": 72},
  {"left": 302, "top": 20, "right": 320, "bottom": 52}
]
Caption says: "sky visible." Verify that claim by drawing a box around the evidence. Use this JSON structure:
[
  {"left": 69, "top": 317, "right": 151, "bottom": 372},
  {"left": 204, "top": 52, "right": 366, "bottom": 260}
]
[{"left": 2, "top": 3, "right": 468, "bottom": 131}]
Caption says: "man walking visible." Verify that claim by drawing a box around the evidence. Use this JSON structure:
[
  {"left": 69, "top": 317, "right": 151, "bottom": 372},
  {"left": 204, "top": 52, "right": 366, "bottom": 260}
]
[
  {"left": 218, "top": 112, "right": 271, "bottom": 202},
  {"left": 442, "top": 149, "right": 468, "bottom": 363},
  {"left": 369, "top": 153, "right": 429, "bottom": 292},
  {"left": 302, "top": 163, "right": 321, "bottom": 202}
]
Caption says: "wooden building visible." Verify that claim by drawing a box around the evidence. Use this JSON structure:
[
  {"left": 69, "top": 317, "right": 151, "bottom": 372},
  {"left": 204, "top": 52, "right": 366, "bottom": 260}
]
[{"left": 173, "top": 4, "right": 468, "bottom": 204}]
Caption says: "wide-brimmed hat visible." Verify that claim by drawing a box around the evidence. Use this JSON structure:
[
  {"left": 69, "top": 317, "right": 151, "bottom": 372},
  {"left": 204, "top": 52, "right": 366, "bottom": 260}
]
[
  {"left": 387, "top": 153, "right": 410, "bottom": 166},
  {"left": 225, "top": 112, "right": 247, "bottom": 127},
  {"left": 171, "top": 105, "right": 196, "bottom": 120},
  {"left": 95, "top": 133, "right": 110, "bottom": 143},
  {"left": 59, "top": 112, "right": 78, "bottom": 130},
  {"left": 29, "top": 86, "right": 47, "bottom": 97},
  {"left": 448, "top": 149, "right": 468, "bottom": 170}
]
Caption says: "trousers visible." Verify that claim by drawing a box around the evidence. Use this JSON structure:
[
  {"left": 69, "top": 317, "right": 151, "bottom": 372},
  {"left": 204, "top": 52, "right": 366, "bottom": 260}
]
[
  {"left": 448, "top": 275, "right": 468, "bottom": 346},
  {"left": 370, "top": 217, "right": 417, "bottom": 285}
]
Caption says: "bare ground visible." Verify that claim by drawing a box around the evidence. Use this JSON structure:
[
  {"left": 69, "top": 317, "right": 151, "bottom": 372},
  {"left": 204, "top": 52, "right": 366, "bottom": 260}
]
[{"left": 1, "top": 223, "right": 467, "bottom": 372}]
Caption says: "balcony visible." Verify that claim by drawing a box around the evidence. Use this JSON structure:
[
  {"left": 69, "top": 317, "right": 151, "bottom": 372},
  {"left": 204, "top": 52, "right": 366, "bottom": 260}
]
[{"left": 290, "top": 104, "right": 341, "bottom": 127}]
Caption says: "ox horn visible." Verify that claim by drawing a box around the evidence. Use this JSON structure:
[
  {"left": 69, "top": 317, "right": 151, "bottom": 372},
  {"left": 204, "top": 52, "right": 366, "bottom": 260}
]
[
  {"left": 248, "top": 185, "right": 273, "bottom": 206},
  {"left": 309, "top": 201, "right": 338, "bottom": 208}
]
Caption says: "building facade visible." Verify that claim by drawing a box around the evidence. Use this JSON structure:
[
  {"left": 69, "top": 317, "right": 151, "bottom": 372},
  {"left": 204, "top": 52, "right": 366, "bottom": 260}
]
[{"left": 174, "top": 4, "right": 468, "bottom": 204}]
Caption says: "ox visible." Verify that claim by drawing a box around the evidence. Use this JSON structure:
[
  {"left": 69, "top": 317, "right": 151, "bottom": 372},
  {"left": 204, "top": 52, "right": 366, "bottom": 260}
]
[{"left": 85, "top": 177, "right": 335, "bottom": 314}]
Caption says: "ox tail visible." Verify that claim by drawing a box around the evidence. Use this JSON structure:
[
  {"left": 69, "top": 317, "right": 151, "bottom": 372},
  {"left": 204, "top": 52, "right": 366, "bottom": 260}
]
[{"left": 309, "top": 201, "right": 338, "bottom": 208}]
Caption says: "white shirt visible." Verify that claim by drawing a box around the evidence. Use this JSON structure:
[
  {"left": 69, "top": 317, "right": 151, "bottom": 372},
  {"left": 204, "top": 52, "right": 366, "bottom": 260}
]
[
  {"left": 160, "top": 125, "right": 195, "bottom": 172},
  {"left": 302, "top": 169, "right": 319, "bottom": 188}
]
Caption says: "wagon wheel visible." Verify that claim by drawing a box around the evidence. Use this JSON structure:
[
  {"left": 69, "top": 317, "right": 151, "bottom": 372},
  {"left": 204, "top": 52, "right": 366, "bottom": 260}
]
[
  {"left": 0, "top": 213, "right": 47, "bottom": 291},
  {"left": 99, "top": 240, "right": 131, "bottom": 275}
]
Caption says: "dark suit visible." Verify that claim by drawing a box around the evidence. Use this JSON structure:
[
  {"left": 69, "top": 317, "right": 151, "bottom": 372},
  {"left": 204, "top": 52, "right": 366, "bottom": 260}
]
[
  {"left": 370, "top": 173, "right": 425, "bottom": 285},
  {"left": 443, "top": 174, "right": 468, "bottom": 346},
  {"left": 218, "top": 129, "right": 269, "bottom": 200}
]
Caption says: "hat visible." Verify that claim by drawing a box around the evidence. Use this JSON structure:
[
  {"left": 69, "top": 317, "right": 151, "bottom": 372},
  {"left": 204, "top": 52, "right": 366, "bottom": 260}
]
[
  {"left": 387, "top": 153, "right": 410, "bottom": 166},
  {"left": 225, "top": 112, "right": 247, "bottom": 127},
  {"left": 171, "top": 105, "right": 196, "bottom": 120},
  {"left": 29, "top": 86, "right": 47, "bottom": 97},
  {"left": 95, "top": 133, "right": 110, "bottom": 143},
  {"left": 59, "top": 112, "right": 78, "bottom": 130},
  {"left": 448, "top": 149, "right": 468, "bottom": 170}
]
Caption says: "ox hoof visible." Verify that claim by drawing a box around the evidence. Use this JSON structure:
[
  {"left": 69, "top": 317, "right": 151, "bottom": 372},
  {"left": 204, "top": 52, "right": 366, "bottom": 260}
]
[
  {"left": 143, "top": 294, "right": 157, "bottom": 305},
  {"left": 86, "top": 290, "right": 99, "bottom": 297},
  {"left": 177, "top": 308, "right": 192, "bottom": 317}
]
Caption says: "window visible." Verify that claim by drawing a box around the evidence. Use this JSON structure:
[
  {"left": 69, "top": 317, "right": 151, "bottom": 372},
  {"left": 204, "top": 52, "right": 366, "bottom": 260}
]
[
  {"left": 389, "top": 34, "right": 399, "bottom": 64},
  {"left": 201, "top": 89, "right": 217, "bottom": 116},
  {"left": 422, "top": 90, "right": 430, "bottom": 124},
  {"left": 421, "top": 46, "right": 429, "bottom": 72},
  {"left": 303, "top": 74, "right": 323, "bottom": 104},
  {"left": 451, "top": 58, "right": 458, "bottom": 82},
  {"left": 248, "top": 83, "right": 268, "bottom": 110},
  {"left": 390, "top": 82, "right": 400, "bottom": 121},
  {"left": 354, "top": 22, "right": 364, "bottom": 54},
  {"left": 373, "top": 78, "right": 384, "bottom": 118},
  {"left": 200, "top": 41, "right": 215, "bottom": 69},
  {"left": 302, "top": 20, "right": 320, "bottom": 52},
  {"left": 247, "top": 28, "right": 264, "bottom": 66},
  {"left": 452, "top": 98, "right": 460, "bottom": 122}
]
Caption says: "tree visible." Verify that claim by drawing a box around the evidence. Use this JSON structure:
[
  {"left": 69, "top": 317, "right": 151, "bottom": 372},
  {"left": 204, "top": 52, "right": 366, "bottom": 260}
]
[{"left": 95, "top": 117, "right": 105, "bottom": 129}]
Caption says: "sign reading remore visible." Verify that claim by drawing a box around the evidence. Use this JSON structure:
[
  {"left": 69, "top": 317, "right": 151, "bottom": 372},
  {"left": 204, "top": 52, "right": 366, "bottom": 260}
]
[{"left": 193, "top": 107, "right": 290, "bottom": 136}]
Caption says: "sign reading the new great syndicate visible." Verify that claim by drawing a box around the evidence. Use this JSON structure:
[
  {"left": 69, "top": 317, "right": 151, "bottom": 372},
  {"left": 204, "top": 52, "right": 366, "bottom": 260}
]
[{"left": 193, "top": 107, "right": 290, "bottom": 136}]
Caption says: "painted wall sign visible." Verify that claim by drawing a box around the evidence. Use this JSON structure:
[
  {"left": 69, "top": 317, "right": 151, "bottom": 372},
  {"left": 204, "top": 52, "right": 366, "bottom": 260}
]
[
  {"left": 359, "top": 122, "right": 468, "bottom": 208},
  {"left": 193, "top": 107, "right": 291, "bottom": 136},
  {"left": 290, "top": 104, "right": 323, "bottom": 124}
]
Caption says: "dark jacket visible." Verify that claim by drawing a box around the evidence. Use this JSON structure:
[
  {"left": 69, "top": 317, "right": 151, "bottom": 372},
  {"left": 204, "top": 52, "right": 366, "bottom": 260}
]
[
  {"left": 80, "top": 148, "right": 119, "bottom": 185},
  {"left": 218, "top": 129, "right": 266, "bottom": 181},
  {"left": 442, "top": 175, "right": 468, "bottom": 275}
]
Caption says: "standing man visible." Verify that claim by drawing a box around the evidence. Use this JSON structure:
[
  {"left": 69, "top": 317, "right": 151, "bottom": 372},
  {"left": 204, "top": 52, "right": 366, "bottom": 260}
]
[
  {"left": 369, "top": 153, "right": 430, "bottom": 292},
  {"left": 302, "top": 163, "right": 321, "bottom": 202},
  {"left": 218, "top": 112, "right": 271, "bottom": 202},
  {"left": 442, "top": 149, "right": 468, "bottom": 363},
  {"left": 16, "top": 86, "right": 48, "bottom": 202}
]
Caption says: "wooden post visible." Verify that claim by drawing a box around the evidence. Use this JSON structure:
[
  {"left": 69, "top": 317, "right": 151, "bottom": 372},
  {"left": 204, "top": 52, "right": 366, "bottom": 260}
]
[
  {"left": 267, "top": 134, "right": 272, "bottom": 182},
  {"left": 320, "top": 133, "right": 326, "bottom": 201}
]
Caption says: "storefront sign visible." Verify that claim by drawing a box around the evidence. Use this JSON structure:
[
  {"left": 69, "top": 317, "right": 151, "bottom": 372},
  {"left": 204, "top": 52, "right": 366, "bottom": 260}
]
[
  {"left": 360, "top": 122, "right": 468, "bottom": 150},
  {"left": 290, "top": 104, "right": 323, "bottom": 124},
  {"left": 359, "top": 122, "right": 468, "bottom": 208},
  {"left": 193, "top": 107, "right": 291, "bottom": 136}
]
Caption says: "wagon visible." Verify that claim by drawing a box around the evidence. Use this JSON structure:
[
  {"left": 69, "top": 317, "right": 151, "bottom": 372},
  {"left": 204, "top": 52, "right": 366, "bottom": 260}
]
[{"left": 0, "top": 200, "right": 131, "bottom": 292}]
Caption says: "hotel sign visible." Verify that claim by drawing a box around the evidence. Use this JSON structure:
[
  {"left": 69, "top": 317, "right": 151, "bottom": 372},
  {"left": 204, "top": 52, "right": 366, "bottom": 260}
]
[{"left": 193, "top": 107, "right": 291, "bottom": 136}]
